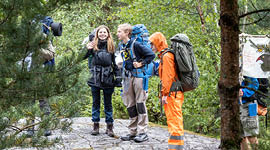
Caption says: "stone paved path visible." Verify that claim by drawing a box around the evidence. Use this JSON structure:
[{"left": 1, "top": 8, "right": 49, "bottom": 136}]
[{"left": 9, "top": 117, "right": 220, "bottom": 150}]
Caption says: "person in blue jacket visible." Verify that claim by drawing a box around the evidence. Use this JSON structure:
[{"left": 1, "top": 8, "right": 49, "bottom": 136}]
[
  {"left": 239, "top": 76, "right": 259, "bottom": 150},
  {"left": 116, "top": 23, "right": 155, "bottom": 143}
]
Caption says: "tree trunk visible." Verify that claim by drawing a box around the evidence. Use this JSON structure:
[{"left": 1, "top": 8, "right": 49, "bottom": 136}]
[{"left": 219, "top": 0, "right": 241, "bottom": 149}]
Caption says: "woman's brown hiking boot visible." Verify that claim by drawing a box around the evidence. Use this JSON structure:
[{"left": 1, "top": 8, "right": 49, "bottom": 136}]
[
  {"left": 105, "top": 123, "right": 114, "bottom": 137},
  {"left": 91, "top": 122, "right": 99, "bottom": 135}
]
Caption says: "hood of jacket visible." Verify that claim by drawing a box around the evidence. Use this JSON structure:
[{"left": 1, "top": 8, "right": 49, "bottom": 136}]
[{"left": 149, "top": 32, "right": 168, "bottom": 53}]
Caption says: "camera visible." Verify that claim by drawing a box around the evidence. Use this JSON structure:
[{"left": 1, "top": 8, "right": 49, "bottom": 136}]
[
  {"left": 88, "top": 28, "right": 96, "bottom": 42},
  {"left": 50, "top": 22, "right": 62, "bottom": 36},
  {"left": 41, "top": 16, "right": 62, "bottom": 36}
]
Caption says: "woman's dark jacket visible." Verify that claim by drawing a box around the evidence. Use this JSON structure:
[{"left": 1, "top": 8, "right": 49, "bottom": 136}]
[{"left": 85, "top": 40, "right": 121, "bottom": 88}]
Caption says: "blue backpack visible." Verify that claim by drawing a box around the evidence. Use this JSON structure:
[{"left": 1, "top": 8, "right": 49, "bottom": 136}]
[
  {"left": 41, "top": 16, "right": 54, "bottom": 35},
  {"left": 41, "top": 16, "right": 55, "bottom": 66},
  {"left": 129, "top": 24, "right": 156, "bottom": 91},
  {"left": 130, "top": 24, "right": 151, "bottom": 49}
]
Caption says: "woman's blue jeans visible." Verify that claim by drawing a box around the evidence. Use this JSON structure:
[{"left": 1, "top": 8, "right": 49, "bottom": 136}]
[{"left": 91, "top": 86, "right": 114, "bottom": 123}]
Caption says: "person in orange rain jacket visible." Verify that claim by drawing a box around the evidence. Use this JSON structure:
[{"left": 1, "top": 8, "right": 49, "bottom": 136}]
[{"left": 149, "top": 32, "right": 184, "bottom": 150}]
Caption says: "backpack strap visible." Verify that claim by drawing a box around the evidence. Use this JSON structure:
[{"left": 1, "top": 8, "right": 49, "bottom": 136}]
[
  {"left": 160, "top": 48, "right": 177, "bottom": 97},
  {"left": 160, "top": 48, "right": 183, "bottom": 97},
  {"left": 130, "top": 38, "right": 137, "bottom": 60},
  {"left": 130, "top": 39, "right": 140, "bottom": 76}
]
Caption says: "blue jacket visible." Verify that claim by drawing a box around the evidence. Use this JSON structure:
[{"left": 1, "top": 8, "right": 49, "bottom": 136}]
[
  {"left": 241, "top": 76, "right": 259, "bottom": 103},
  {"left": 120, "top": 39, "right": 155, "bottom": 71}
]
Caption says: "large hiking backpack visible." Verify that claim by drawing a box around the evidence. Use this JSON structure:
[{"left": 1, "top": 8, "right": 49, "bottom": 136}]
[
  {"left": 256, "top": 78, "right": 269, "bottom": 116},
  {"left": 162, "top": 34, "right": 200, "bottom": 94},
  {"left": 131, "top": 24, "right": 151, "bottom": 49},
  {"left": 120, "top": 24, "right": 155, "bottom": 91},
  {"left": 130, "top": 24, "right": 155, "bottom": 76},
  {"left": 41, "top": 16, "right": 58, "bottom": 66}
]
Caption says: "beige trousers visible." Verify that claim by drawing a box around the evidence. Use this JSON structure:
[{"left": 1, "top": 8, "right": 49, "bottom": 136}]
[{"left": 122, "top": 77, "right": 148, "bottom": 135}]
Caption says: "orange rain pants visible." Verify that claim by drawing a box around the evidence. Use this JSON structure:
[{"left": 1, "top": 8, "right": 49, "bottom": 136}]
[
  {"left": 164, "top": 92, "right": 184, "bottom": 149},
  {"left": 160, "top": 52, "right": 185, "bottom": 150}
]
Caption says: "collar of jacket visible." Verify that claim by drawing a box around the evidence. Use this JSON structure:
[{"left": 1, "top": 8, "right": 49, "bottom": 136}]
[
  {"left": 158, "top": 48, "right": 169, "bottom": 59},
  {"left": 97, "top": 40, "right": 107, "bottom": 49},
  {"left": 122, "top": 39, "right": 135, "bottom": 49}
]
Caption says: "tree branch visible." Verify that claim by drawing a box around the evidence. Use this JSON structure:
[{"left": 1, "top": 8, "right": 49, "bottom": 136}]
[
  {"left": 239, "top": 9, "right": 270, "bottom": 19},
  {"left": 0, "top": 0, "right": 16, "bottom": 26},
  {"left": 196, "top": 0, "right": 205, "bottom": 32},
  {"left": 240, "top": 12, "right": 269, "bottom": 26}
]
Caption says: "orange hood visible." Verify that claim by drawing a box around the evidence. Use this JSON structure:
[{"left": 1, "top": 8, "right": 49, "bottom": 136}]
[{"left": 149, "top": 32, "right": 168, "bottom": 53}]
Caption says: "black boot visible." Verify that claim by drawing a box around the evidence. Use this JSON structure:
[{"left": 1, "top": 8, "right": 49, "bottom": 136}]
[
  {"left": 91, "top": 122, "right": 99, "bottom": 135},
  {"left": 26, "top": 127, "right": 34, "bottom": 137},
  {"left": 26, "top": 119, "right": 35, "bottom": 137},
  {"left": 106, "top": 123, "right": 114, "bottom": 137},
  {"left": 44, "top": 129, "right": 52, "bottom": 136}
]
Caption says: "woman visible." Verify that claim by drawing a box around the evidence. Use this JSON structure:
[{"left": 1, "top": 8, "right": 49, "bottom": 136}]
[{"left": 86, "top": 25, "right": 120, "bottom": 137}]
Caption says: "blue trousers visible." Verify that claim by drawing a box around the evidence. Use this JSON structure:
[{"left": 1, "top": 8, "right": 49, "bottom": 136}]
[{"left": 91, "top": 86, "right": 114, "bottom": 123}]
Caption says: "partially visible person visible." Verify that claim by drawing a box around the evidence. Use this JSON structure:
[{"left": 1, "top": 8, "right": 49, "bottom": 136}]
[
  {"left": 239, "top": 76, "right": 259, "bottom": 150},
  {"left": 86, "top": 25, "right": 120, "bottom": 137},
  {"left": 117, "top": 23, "right": 155, "bottom": 143},
  {"left": 24, "top": 16, "right": 57, "bottom": 137},
  {"left": 149, "top": 32, "right": 184, "bottom": 150},
  {"left": 256, "top": 78, "right": 269, "bottom": 116}
]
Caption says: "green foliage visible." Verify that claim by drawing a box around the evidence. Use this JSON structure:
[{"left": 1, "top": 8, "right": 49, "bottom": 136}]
[
  {"left": 2, "top": 0, "right": 270, "bottom": 149},
  {"left": 239, "top": 0, "right": 270, "bottom": 34},
  {"left": 258, "top": 117, "right": 270, "bottom": 149},
  {"left": 47, "top": 0, "right": 222, "bottom": 137},
  {"left": 114, "top": 0, "right": 221, "bottom": 136},
  {"left": 146, "top": 77, "right": 167, "bottom": 124},
  {"left": 0, "top": 0, "right": 87, "bottom": 149}
]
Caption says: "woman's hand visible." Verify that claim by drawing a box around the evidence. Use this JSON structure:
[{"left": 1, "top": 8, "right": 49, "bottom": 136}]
[{"left": 86, "top": 41, "right": 94, "bottom": 50}]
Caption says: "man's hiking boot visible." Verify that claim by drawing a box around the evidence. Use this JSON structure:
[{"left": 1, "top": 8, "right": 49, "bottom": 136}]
[
  {"left": 105, "top": 123, "right": 114, "bottom": 137},
  {"left": 26, "top": 129, "right": 52, "bottom": 137},
  {"left": 134, "top": 133, "right": 149, "bottom": 143},
  {"left": 120, "top": 134, "right": 136, "bottom": 141},
  {"left": 26, "top": 128, "right": 34, "bottom": 137},
  {"left": 44, "top": 129, "right": 52, "bottom": 136},
  {"left": 91, "top": 122, "right": 99, "bottom": 135}
]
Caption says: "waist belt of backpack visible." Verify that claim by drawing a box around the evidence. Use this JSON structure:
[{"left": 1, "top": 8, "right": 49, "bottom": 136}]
[
  {"left": 169, "top": 78, "right": 183, "bottom": 97},
  {"left": 132, "top": 67, "right": 146, "bottom": 78}
]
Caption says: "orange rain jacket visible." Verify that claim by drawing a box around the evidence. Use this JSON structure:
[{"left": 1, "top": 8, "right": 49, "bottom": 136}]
[
  {"left": 149, "top": 32, "right": 183, "bottom": 97},
  {"left": 150, "top": 32, "right": 184, "bottom": 150}
]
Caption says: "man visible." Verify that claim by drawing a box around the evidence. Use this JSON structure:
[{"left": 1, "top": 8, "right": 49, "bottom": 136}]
[
  {"left": 25, "top": 16, "right": 57, "bottom": 137},
  {"left": 117, "top": 23, "right": 155, "bottom": 143},
  {"left": 239, "top": 76, "right": 259, "bottom": 150},
  {"left": 149, "top": 32, "right": 184, "bottom": 150}
]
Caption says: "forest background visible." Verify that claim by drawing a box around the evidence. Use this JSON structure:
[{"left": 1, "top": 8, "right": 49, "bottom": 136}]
[{"left": 1, "top": 0, "right": 270, "bottom": 149}]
